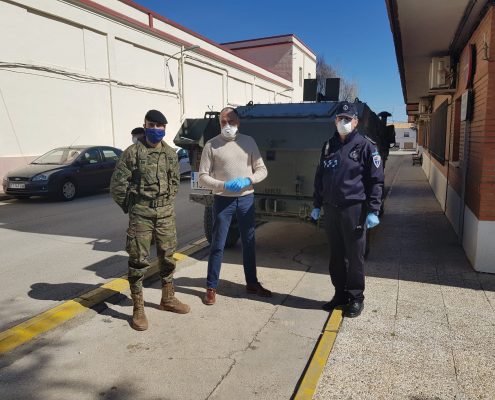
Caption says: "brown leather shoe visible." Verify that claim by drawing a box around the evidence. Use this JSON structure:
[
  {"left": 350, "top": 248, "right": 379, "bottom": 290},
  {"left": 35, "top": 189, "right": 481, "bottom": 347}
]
[
  {"left": 246, "top": 282, "right": 272, "bottom": 297},
  {"left": 203, "top": 288, "right": 216, "bottom": 305}
]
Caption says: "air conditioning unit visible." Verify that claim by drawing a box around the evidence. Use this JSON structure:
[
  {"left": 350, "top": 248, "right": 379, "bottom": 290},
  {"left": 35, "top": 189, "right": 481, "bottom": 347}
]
[
  {"left": 419, "top": 97, "right": 432, "bottom": 115},
  {"left": 429, "top": 56, "right": 451, "bottom": 89}
]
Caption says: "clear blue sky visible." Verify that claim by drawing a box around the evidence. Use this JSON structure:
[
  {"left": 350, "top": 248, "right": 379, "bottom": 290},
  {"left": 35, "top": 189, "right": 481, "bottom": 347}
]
[{"left": 137, "top": 0, "right": 407, "bottom": 122}]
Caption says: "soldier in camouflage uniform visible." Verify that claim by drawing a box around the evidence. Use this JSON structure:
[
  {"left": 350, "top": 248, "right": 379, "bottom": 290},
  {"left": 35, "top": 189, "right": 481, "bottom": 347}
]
[{"left": 110, "top": 109, "right": 190, "bottom": 331}]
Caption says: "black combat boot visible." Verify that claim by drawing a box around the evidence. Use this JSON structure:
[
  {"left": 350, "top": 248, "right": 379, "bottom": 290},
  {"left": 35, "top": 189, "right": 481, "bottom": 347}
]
[{"left": 344, "top": 301, "right": 364, "bottom": 318}]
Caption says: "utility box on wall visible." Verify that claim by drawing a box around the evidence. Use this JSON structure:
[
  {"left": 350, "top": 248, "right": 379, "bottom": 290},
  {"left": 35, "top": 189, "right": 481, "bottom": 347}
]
[{"left": 429, "top": 56, "right": 451, "bottom": 89}]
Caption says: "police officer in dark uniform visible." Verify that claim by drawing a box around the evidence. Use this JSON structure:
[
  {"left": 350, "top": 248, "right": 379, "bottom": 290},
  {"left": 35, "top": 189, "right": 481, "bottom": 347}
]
[{"left": 311, "top": 101, "right": 384, "bottom": 318}]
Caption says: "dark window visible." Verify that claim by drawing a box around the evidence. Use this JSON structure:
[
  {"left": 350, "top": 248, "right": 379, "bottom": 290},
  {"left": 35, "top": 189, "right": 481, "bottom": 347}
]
[
  {"left": 177, "top": 148, "right": 188, "bottom": 160},
  {"left": 83, "top": 149, "right": 101, "bottom": 164},
  {"left": 429, "top": 100, "right": 448, "bottom": 164}
]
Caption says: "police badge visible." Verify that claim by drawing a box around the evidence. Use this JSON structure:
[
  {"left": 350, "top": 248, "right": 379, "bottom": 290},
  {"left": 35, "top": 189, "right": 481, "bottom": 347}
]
[{"left": 349, "top": 146, "right": 360, "bottom": 161}]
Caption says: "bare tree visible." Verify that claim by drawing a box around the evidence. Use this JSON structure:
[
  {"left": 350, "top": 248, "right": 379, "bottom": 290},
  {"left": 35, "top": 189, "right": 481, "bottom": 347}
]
[
  {"left": 316, "top": 54, "right": 338, "bottom": 94},
  {"left": 316, "top": 54, "right": 359, "bottom": 101},
  {"left": 340, "top": 79, "right": 359, "bottom": 102}
]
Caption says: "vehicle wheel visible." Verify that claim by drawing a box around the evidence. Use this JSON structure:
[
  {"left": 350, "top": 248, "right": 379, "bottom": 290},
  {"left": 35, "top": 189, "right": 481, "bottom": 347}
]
[
  {"left": 203, "top": 206, "right": 240, "bottom": 248},
  {"left": 14, "top": 195, "right": 31, "bottom": 200},
  {"left": 59, "top": 179, "right": 77, "bottom": 201}
]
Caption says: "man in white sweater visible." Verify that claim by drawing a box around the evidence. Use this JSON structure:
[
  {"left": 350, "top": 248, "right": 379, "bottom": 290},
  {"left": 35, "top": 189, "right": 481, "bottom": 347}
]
[{"left": 199, "top": 107, "right": 271, "bottom": 305}]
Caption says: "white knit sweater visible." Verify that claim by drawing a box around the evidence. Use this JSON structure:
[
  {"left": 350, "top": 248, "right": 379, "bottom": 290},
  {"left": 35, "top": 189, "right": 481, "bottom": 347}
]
[{"left": 198, "top": 133, "right": 268, "bottom": 197}]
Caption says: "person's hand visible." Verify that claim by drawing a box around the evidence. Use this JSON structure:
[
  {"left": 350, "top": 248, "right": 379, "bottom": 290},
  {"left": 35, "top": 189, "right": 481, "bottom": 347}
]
[
  {"left": 225, "top": 178, "right": 251, "bottom": 192},
  {"left": 366, "top": 213, "right": 380, "bottom": 229},
  {"left": 311, "top": 208, "right": 320, "bottom": 220},
  {"left": 224, "top": 179, "right": 240, "bottom": 192},
  {"left": 235, "top": 177, "right": 251, "bottom": 190}
]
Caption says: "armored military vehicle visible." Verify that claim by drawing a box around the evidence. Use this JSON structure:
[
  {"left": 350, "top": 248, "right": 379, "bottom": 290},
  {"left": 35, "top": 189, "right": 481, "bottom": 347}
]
[{"left": 174, "top": 100, "right": 395, "bottom": 247}]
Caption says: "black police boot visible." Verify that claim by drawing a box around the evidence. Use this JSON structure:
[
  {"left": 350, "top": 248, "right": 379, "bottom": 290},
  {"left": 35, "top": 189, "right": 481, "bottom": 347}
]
[
  {"left": 344, "top": 301, "right": 364, "bottom": 318},
  {"left": 322, "top": 296, "right": 347, "bottom": 312}
]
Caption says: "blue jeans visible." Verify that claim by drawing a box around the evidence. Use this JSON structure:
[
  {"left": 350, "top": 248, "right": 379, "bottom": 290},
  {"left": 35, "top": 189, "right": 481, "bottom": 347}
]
[{"left": 206, "top": 194, "right": 258, "bottom": 289}]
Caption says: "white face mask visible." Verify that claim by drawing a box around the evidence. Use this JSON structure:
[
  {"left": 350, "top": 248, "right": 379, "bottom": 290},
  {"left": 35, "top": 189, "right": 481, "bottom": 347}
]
[
  {"left": 336, "top": 119, "right": 353, "bottom": 135},
  {"left": 221, "top": 124, "right": 238, "bottom": 140},
  {"left": 132, "top": 136, "right": 139, "bottom": 144}
]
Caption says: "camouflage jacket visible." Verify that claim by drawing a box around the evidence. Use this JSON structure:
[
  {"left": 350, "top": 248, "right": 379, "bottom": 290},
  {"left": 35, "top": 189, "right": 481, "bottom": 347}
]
[{"left": 110, "top": 141, "right": 179, "bottom": 217}]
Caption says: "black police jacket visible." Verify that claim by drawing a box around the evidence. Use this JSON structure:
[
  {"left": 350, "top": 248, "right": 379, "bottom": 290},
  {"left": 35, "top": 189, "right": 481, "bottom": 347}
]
[{"left": 313, "top": 129, "right": 384, "bottom": 213}]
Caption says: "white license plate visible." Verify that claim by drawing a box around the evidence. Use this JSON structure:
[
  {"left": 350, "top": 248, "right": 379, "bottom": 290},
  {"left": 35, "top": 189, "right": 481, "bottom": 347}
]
[
  {"left": 190, "top": 172, "right": 208, "bottom": 190},
  {"left": 9, "top": 182, "right": 25, "bottom": 189}
]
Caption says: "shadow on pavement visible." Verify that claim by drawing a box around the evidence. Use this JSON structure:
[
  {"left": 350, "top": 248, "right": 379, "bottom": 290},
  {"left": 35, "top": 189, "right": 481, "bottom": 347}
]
[{"left": 174, "top": 277, "right": 326, "bottom": 310}]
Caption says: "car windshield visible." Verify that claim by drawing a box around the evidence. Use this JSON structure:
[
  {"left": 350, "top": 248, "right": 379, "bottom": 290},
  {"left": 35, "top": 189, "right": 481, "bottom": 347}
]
[{"left": 31, "top": 148, "right": 82, "bottom": 165}]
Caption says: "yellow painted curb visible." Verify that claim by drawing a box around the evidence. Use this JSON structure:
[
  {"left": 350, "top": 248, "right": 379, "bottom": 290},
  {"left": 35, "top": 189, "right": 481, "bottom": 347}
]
[
  {"left": 293, "top": 308, "right": 343, "bottom": 400},
  {"left": 0, "top": 300, "right": 87, "bottom": 354},
  {"left": 0, "top": 240, "right": 208, "bottom": 356}
]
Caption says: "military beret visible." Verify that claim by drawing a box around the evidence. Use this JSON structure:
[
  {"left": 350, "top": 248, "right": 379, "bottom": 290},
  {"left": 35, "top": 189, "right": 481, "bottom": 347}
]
[{"left": 145, "top": 109, "right": 168, "bottom": 124}]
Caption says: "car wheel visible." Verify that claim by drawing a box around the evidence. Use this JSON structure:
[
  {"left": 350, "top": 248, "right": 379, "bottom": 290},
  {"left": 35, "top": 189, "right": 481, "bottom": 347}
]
[{"left": 59, "top": 179, "right": 77, "bottom": 201}]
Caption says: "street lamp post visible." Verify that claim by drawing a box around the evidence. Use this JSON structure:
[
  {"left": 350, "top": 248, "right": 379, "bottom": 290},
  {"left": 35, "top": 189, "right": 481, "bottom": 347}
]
[
  {"left": 165, "top": 45, "right": 200, "bottom": 121},
  {"left": 275, "top": 88, "right": 294, "bottom": 102},
  {"left": 165, "top": 45, "right": 200, "bottom": 66}
]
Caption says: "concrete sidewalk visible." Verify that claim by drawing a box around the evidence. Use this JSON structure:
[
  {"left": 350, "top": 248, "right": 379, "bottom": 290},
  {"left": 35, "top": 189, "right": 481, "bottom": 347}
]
[
  {"left": 314, "top": 157, "right": 495, "bottom": 399},
  {"left": 0, "top": 219, "right": 332, "bottom": 399}
]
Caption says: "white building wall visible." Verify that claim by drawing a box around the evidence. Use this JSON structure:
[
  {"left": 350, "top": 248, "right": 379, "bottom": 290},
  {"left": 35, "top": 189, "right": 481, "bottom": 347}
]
[
  {"left": 291, "top": 42, "right": 317, "bottom": 101},
  {"left": 0, "top": 0, "right": 295, "bottom": 179},
  {"left": 425, "top": 155, "right": 495, "bottom": 273},
  {"left": 394, "top": 127, "right": 417, "bottom": 149}
]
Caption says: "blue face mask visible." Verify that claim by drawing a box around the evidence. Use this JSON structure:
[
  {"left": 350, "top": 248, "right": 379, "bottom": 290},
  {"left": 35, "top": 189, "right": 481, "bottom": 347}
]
[{"left": 145, "top": 128, "right": 165, "bottom": 144}]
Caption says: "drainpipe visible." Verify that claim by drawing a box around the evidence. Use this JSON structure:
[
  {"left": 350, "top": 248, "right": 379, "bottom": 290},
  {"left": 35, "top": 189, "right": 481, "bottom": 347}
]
[
  {"left": 458, "top": 118, "right": 471, "bottom": 244},
  {"left": 444, "top": 95, "right": 455, "bottom": 215},
  {"left": 179, "top": 45, "right": 185, "bottom": 122},
  {"left": 106, "top": 35, "right": 116, "bottom": 147}
]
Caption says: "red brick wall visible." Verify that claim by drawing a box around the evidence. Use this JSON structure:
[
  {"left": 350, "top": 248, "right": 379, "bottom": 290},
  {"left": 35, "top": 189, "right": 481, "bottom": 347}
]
[
  {"left": 443, "top": 7, "right": 495, "bottom": 221},
  {"left": 481, "top": 8, "right": 495, "bottom": 220}
]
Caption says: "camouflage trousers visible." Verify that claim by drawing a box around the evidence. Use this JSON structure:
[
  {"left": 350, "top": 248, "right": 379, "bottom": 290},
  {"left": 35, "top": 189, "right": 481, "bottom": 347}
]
[{"left": 126, "top": 209, "right": 177, "bottom": 294}]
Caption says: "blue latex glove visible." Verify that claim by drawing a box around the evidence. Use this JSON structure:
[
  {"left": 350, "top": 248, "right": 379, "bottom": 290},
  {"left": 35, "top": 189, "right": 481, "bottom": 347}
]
[
  {"left": 366, "top": 213, "right": 380, "bottom": 229},
  {"left": 236, "top": 177, "right": 251, "bottom": 190},
  {"left": 226, "top": 177, "right": 251, "bottom": 192},
  {"left": 224, "top": 179, "right": 240, "bottom": 192},
  {"left": 311, "top": 208, "right": 320, "bottom": 220}
]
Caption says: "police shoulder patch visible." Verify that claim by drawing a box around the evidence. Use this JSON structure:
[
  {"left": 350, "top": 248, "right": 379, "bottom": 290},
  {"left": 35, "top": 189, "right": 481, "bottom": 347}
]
[
  {"left": 373, "top": 154, "right": 381, "bottom": 168},
  {"left": 364, "top": 135, "right": 376, "bottom": 145}
]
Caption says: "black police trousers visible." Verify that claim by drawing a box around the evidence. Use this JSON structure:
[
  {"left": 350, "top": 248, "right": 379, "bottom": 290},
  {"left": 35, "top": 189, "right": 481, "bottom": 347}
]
[{"left": 323, "top": 202, "right": 367, "bottom": 302}]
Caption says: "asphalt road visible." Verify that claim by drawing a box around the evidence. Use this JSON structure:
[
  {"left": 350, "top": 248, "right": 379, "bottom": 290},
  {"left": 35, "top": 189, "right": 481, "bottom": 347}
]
[{"left": 0, "top": 180, "right": 204, "bottom": 331}]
